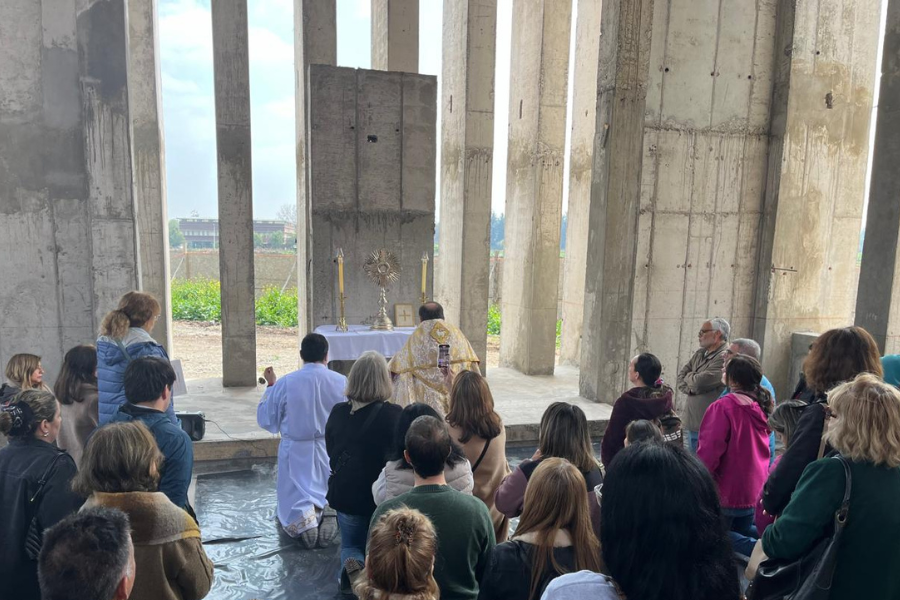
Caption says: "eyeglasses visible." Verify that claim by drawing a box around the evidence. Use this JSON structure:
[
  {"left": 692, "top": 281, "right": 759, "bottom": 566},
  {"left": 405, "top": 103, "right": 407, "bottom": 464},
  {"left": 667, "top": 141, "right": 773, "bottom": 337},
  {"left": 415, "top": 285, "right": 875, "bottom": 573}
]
[{"left": 699, "top": 329, "right": 714, "bottom": 335}]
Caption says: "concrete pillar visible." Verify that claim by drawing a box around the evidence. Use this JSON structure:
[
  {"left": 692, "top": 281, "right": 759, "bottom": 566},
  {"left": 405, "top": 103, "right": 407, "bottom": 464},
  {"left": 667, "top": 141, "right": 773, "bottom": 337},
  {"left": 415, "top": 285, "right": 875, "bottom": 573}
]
[
  {"left": 559, "top": 0, "right": 602, "bottom": 366},
  {"left": 755, "top": 0, "right": 881, "bottom": 393},
  {"left": 371, "top": 0, "right": 419, "bottom": 73},
  {"left": 579, "top": 0, "right": 654, "bottom": 400},
  {"left": 435, "top": 0, "right": 497, "bottom": 366},
  {"left": 295, "top": 0, "right": 336, "bottom": 339},
  {"left": 128, "top": 0, "right": 172, "bottom": 354},
  {"left": 856, "top": 0, "right": 900, "bottom": 354},
  {"left": 211, "top": 0, "right": 257, "bottom": 386},
  {"left": 499, "top": 0, "right": 572, "bottom": 376},
  {"left": 0, "top": 0, "right": 139, "bottom": 378}
]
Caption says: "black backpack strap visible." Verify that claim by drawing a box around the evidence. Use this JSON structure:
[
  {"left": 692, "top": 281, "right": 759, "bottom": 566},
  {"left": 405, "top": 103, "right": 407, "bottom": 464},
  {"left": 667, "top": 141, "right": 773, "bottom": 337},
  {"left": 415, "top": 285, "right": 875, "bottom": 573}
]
[
  {"left": 30, "top": 451, "right": 66, "bottom": 503},
  {"left": 471, "top": 437, "right": 492, "bottom": 473}
]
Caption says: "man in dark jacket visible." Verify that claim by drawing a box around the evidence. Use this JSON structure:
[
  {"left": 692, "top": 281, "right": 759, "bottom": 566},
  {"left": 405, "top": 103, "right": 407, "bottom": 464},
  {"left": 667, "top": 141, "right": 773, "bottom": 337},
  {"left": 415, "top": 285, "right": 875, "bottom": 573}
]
[{"left": 109, "top": 357, "right": 193, "bottom": 511}]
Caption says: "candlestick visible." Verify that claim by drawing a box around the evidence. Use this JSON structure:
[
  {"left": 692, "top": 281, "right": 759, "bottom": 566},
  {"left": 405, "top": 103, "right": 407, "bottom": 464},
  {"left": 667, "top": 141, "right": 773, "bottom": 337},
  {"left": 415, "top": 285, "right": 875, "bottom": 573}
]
[
  {"left": 337, "top": 248, "right": 345, "bottom": 296},
  {"left": 421, "top": 252, "right": 428, "bottom": 305}
]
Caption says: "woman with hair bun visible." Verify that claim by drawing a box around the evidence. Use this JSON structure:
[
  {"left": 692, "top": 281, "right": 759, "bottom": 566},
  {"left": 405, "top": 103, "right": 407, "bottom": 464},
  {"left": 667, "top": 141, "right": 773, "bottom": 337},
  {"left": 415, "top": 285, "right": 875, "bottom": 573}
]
[
  {"left": 353, "top": 507, "right": 439, "bottom": 600},
  {"left": 0, "top": 389, "right": 83, "bottom": 600},
  {"left": 96, "top": 291, "right": 175, "bottom": 425}
]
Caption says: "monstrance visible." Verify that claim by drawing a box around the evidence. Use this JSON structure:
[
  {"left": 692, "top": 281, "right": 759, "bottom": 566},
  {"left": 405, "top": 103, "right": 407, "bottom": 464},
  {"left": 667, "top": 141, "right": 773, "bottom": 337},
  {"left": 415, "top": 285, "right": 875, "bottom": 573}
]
[{"left": 364, "top": 249, "right": 401, "bottom": 330}]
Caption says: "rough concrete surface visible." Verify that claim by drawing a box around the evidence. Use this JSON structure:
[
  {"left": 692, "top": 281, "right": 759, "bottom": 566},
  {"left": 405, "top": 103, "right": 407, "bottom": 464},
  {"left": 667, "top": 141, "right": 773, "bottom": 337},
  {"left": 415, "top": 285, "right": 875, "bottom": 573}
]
[
  {"left": 500, "top": 0, "right": 572, "bottom": 376},
  {"left": 435, "top": 0, "right": 497, "bottom": 366},
  {"left": 371, "top": 0, "right": 419, "bottom": 73}
]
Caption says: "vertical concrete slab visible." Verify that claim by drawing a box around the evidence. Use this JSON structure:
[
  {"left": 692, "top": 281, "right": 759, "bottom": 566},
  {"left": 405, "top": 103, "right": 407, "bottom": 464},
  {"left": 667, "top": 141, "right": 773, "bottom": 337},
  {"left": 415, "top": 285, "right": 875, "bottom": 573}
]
[
  {"left": 128, "top": 0, "right": 172, "bottom": 354},
  {"left": 500, "top": 0, "right": 572, "bottom": 376},
  {"left": 371, "top": 0, "right": 419, "bottom": 73},
  {"left": 560, "top": 0, "right": 602, "bottom": 366},
  {"left": 435, "top": 0, "right": 497, "bottom": 366},
  {"left": 211, "top": 0, "right": 257, "bottom": 386},
  {"left": 307, "top": 66, "right": 436, "bottom": 329},
  {"left": 295, "top": 0, "right": 336, "bottom": 338},
  {"left": 755, "top": 0, "right": 881, "bottom": 393},
  {"left": 856, "top": 0, "right": 900, "bottom": 353}
]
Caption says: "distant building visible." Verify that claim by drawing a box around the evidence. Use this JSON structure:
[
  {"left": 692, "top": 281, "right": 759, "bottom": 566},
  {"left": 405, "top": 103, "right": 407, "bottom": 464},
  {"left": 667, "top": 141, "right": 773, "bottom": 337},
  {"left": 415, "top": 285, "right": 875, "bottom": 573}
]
[{"left": 178, "top": 218, "right": 296, "bottom": 249}]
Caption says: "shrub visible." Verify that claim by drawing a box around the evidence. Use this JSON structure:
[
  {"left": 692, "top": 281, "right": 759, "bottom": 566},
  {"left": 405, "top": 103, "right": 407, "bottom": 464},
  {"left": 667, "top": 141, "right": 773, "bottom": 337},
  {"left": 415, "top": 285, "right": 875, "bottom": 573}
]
[
  {"left": 171, "top": 278, "right": 221, "bottom": 322},
  {"left": 487, "top": 304, "right": 501, "bottom": 335},
  {"left": 256, "top": 286, "right": 298, "bottom": 327}
]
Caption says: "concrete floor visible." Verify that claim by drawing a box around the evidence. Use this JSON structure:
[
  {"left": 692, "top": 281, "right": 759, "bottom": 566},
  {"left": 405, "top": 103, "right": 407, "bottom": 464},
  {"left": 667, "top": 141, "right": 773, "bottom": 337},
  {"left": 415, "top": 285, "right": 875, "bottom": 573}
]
[{"left": 177, "top": 364, "right": 612, "bottom": 449}]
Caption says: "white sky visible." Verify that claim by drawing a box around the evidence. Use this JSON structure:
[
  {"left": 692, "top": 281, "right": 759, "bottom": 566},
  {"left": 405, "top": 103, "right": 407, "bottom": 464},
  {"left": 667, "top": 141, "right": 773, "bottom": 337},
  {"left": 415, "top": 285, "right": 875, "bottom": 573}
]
[{"left": 159, "top": 0, "right": 576, "bottom": 221}]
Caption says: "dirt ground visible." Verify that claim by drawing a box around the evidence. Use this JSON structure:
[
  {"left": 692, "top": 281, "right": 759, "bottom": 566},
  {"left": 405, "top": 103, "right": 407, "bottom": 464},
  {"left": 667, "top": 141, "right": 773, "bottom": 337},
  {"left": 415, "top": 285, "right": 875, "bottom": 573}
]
[{"left": 172, "top": 321, "right": 503, "bottom": 381}]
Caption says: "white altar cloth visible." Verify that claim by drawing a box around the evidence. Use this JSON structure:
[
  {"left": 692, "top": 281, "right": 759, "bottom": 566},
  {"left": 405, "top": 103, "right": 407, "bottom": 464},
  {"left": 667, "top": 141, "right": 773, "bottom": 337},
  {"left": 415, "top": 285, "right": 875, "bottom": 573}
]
[{"left": 314, "top": 324, "right": 416, "bottom": 362}]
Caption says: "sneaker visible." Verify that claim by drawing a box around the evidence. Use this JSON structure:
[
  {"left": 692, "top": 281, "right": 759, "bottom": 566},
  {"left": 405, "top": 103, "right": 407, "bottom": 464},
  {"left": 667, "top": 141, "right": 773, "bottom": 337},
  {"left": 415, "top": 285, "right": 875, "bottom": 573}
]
[
  {"left": 298, "top": 526, "right": 318, "bottom": 550},
  {"left": 317, "top": 507, "right": 338, "bottom": 548},
  {"left": 340, "top": 557, "right": 364, "bottom": 595}
]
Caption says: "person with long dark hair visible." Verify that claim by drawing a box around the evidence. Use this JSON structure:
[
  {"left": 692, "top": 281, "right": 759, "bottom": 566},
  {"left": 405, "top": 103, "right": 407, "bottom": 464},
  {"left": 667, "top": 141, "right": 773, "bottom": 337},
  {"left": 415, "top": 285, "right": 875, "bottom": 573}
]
[
  {"left": 54, "top": 344, "right": 99, "bottom": 466},
  {"left": 543, "top": 442, "right": 740, "bottom": 600},
  {"left": 373, "top": 403, "right": 473, "bottom": 505},
  {"left": 698, "top": 355, "right": 772, "bottom": 542},
  {"left": 601, "top": 353, "right": 673, "bottom": 467}
]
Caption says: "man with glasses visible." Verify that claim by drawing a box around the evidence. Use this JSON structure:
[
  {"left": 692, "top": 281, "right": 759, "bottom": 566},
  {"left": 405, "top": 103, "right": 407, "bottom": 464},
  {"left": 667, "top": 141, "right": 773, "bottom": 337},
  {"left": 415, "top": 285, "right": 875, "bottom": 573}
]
[{"left": 677, "top": 318, "right": 730, "bottom": 453}]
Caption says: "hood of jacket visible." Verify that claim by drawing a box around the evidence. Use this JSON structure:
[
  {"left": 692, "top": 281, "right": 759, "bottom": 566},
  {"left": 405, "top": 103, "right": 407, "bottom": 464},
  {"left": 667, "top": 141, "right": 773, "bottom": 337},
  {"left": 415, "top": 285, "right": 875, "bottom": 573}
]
[
  {"left": 97, "top": 327, "right": 160, "bottom": 367},
  {"left": 621, "top": 384, "right": 674, "bottom": 414},
  {"left": 725, "top": 392, "right": 771, "bottom": 432}
]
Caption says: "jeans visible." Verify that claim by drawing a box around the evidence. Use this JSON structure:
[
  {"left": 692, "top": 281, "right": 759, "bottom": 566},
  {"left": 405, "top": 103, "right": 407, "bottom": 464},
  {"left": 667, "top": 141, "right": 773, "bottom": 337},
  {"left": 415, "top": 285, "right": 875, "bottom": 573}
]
[
  {"left": 722, "top": 507, "right": 757, "bottom": 556},
  {"left": 686, "top": 430, "right": 700, "bottom": 454},
  {"left": 336, "top": 512, "right": 370, "bottom": 581}
]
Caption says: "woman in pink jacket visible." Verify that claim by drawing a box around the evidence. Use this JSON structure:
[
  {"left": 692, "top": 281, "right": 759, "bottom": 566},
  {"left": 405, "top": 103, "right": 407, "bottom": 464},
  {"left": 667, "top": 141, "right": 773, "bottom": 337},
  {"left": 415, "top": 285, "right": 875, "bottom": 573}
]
[{"left": 697, "top": 355, "right": 772, "bottom": 542}]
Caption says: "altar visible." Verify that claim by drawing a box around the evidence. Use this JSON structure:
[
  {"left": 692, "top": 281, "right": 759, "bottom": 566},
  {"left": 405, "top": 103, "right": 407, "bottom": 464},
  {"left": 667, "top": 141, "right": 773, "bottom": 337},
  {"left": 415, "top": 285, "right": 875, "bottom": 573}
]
[{"left": 314, "top": 324, "right": 416, "bottom": 362}]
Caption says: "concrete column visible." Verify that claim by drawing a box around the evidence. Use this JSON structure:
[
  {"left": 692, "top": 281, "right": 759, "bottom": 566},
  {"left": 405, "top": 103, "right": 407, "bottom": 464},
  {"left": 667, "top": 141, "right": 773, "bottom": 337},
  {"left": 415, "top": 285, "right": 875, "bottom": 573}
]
[
  {"left": 128, "top": 0, "right": 172, "bottom": 354},
  {"left": 295, "top": 0, "right": 336, "bottom": 338},
  {"left": 559, "top": 0, "right": 602, "bottom": 366},
  {"left": 371, "top": 0, "right": 419, "bottom": 73},
  {"left": 579, "top": 0, "right": 654, "bottom": 400},
  {"left": 856, "top": 0, "right": 900, "bottom": 354},
  {"left": 499, "top": 0, "right": 572, "bottom": 376},
  {"left": 435, "top": 0, "right": 497, "bottom": 366},
  {"left": 755, "top": 0, "right": 881, "bottom": 393},
  {"left": 211, "top": 0, "right": 257, "bottom": 386}
]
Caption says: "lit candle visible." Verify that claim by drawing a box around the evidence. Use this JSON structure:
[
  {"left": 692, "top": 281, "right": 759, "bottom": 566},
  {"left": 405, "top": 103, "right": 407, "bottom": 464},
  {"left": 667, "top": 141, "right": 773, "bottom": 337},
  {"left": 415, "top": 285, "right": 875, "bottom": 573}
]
[
  {"left": 337, "top": 248, "right": 345, "bottom": 296},
  {"left": 421, "top": 252, "right": 428, "bottom": 298}
]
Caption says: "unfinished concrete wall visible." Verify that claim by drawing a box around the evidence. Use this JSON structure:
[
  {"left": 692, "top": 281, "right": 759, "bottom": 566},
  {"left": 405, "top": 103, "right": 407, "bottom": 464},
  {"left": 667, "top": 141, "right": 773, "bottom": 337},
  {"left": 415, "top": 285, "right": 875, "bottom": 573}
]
[
  {"left": 212, "top": 0, "right": 257, "bottom": 386},
  {"left": 559, "top": 0, "right": 601, "bottom": 366},
  {"left": 754, "top": 0, "right": 880, "bottom": 393},
  {"left": 500, "top": 0, "right": 572, "bottom": 376},
  {"left": 435, "top": 0, "right": 497, "bottom": 365},
  {"left": 372, "top": 0, "right": 419, "bottom": 73},
  {"left": 0, "top": 0, "right": 139, "bottom": 379},
  {"left": 128, "top": 0, "right": 172, "bottom": 354},
  {"left": 307, "top": 66, "right": 436, "bottom": 328},
  {"left": 856, "top": 0, "right": 900, "bottom": 354}
]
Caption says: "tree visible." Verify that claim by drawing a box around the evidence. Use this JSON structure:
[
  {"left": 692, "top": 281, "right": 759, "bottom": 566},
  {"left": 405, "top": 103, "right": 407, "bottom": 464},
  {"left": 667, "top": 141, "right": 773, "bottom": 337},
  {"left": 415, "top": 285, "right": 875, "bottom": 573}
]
[
  {"left": 276, "top": 203, "right": 297, "bottom": 227},
  {"left": 269, "top": 231, "right": 285, "bottom": 248},
  {"left": 168, "top": 219, "right": 184, "bottom": 249},
  {"left": 253, "top": 232, "right": 266, "bottom": 249}
]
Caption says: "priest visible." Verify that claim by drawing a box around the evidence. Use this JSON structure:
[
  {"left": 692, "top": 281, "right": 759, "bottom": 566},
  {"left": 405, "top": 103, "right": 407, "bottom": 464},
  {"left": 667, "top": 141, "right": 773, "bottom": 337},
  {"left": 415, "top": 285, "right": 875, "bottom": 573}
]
[{"left": 388, "top": 302, "right": 480, "bottom": 414}]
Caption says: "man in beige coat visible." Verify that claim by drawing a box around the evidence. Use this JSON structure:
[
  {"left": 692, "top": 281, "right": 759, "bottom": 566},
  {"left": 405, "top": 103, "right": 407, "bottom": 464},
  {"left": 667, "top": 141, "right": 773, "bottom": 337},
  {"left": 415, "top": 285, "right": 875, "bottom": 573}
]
[{"left": 677, "top": 317, "right": 729, "bottom": 453}]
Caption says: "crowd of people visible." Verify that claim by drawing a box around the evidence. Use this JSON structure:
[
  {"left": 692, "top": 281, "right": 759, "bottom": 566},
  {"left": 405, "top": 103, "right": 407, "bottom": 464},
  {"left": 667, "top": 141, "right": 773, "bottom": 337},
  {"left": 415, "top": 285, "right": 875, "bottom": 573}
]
[{"left": 3, "top": 292, "right": 900, "bottom": 600}]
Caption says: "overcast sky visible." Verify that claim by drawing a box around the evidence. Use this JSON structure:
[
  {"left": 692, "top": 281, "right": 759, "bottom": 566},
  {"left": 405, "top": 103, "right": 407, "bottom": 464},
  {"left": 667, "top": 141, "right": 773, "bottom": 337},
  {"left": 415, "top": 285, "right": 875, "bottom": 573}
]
[{"left": 159, "top": 0, "right": 579, "bottom": 221}]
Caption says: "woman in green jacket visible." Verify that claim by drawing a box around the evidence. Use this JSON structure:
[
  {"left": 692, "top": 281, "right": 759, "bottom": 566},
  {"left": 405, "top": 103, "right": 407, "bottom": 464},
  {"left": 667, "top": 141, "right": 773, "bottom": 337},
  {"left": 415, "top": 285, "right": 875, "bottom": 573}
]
[{"left": 762, "top": 373, "right": 900, "bottom": 600}]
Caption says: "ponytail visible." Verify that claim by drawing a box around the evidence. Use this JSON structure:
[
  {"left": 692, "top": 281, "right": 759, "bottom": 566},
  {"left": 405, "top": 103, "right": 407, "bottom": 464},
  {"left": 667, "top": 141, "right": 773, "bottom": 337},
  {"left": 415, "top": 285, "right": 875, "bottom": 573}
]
[{"left": 100, "top": 292, "right": 160, "bottom": 339}]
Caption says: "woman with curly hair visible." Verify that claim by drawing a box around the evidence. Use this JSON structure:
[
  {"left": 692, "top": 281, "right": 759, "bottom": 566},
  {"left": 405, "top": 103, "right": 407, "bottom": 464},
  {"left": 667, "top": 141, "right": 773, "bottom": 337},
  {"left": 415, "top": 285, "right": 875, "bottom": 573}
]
[{"left": 354, "top": 507, "right": 439, "bottom": 600}]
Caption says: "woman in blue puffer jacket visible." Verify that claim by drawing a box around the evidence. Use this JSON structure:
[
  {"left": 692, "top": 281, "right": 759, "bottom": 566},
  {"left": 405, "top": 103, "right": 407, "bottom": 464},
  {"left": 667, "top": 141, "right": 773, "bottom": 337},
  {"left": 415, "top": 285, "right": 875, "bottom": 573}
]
[{"left": 97, "top": 291, "right": 176, "bottom": 424}]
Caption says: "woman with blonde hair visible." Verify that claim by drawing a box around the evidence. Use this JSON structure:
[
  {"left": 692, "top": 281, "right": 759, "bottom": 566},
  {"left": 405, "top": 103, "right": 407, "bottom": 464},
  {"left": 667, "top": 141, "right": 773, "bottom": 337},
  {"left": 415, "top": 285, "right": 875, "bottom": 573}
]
[
  {"left": 53, "top": 344, "right": 99, "bottom": 465},
  {"left": 354, "top": 507, "right": 439, "bottom": 600},
  {"left": 325, "top": 351, "right": 403, "bottom": 593},
  {"left": 1, "top": 353, "right": 51, "bottom": 403},
  {"left": 479, "top": 458, "right": 602, "bottom": 600},
  {"left": 755, "top": 374, "right": 900, "bottom": 600},
  {"left": 96, "top": 292, "right": 174, "bottom": 425},
  {"left": 74, "top": 421, "right": 213, "bottom": 600},
  {"left": 496, "top": 402, "right": 602, "bottom": 538},
  {"left": 446, "top": 371, "right": 511, "bottom": 541}
]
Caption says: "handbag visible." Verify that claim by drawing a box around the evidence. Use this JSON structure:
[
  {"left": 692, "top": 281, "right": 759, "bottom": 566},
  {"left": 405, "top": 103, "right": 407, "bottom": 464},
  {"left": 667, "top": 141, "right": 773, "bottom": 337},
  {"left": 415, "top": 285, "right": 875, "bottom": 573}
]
[
  {"left": 747, "top": 455, "right": 852, "bottom": 600},
  {"left": 25, "top": 451, "right": 66, "bottom": 560}
]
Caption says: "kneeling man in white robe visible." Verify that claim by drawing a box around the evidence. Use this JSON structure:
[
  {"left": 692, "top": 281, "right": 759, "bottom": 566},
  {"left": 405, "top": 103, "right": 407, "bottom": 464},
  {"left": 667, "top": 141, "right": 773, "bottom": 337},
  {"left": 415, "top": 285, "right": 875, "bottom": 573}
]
[{"left": 257, "top": 333, "right": 347, "bottom": 548}]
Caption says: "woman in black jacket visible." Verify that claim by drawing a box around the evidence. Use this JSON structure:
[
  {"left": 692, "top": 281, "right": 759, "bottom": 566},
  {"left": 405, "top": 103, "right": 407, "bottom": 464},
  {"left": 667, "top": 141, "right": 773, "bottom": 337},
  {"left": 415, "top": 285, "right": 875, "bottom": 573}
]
[
  {"left": 762, "top": 326, "right": 883, "bottom": 516},
  {"left": 0, "top": 389, "right": 83, "bottom": 600},
  {"left": 478, "top": 458, "right": 602, "bottom": 600}
]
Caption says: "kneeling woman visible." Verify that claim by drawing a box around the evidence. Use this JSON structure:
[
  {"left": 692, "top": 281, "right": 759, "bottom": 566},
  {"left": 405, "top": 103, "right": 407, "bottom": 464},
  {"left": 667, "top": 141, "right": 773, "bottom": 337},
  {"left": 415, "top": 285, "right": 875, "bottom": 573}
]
[{"left": 74, "top": 422, "right": 214, "bottom": 600}]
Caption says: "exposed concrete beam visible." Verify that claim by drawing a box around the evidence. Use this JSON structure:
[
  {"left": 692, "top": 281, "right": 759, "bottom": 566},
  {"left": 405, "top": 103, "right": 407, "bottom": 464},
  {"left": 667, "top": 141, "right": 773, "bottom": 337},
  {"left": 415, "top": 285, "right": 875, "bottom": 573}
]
[
  {"left": 435, "top": 0, "right": 497, "bottom": 367},
  {"left": 371, "top": 0, "right": 419, "bottom": 73},
  {"left": 295, "top": 0, "right": 337, "bottom": 339},
  {"left": 560, "top": 0, "right": 602, "bottom": 366},
  {"left": 856, "top": 0, "right": 900, "bottom": 354},
  {"left": 499, "top": 0, "right": 572, "bottom": 376},
  {"left": 211, "top": 0, "right": 257, "bottom": 386},
  {"left": 128, "top": 0, "right": 172, "bottom": 354}
]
